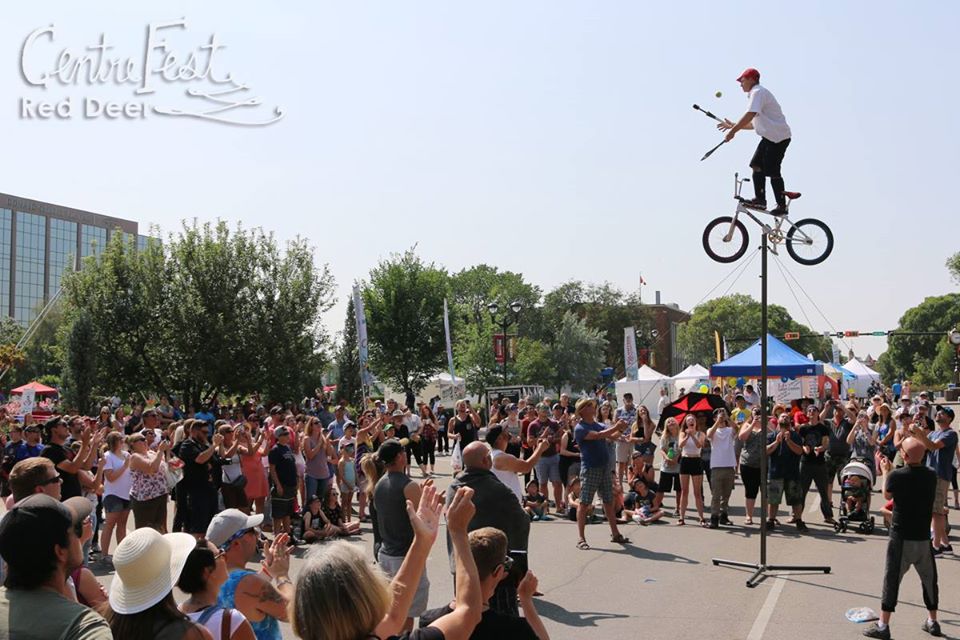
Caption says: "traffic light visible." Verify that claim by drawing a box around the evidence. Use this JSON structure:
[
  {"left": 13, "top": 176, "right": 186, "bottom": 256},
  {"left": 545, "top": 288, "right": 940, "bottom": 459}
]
[
  {"left": 784, "top": 332, "right": 800, "bottom": 340},
  {"left": 843, "top": 331, "right": 860, "bottom": 337}
]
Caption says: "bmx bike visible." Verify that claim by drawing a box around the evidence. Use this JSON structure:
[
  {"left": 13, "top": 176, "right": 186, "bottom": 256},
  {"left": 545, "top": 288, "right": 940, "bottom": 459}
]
[{"left": 702, "top": 173, "right": 834, "bottom": 265}]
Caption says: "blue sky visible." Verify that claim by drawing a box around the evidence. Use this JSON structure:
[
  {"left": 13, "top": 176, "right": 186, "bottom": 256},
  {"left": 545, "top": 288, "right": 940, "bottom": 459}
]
[{"left": 2, "top": 1, "right": 957, "bottom": 360}]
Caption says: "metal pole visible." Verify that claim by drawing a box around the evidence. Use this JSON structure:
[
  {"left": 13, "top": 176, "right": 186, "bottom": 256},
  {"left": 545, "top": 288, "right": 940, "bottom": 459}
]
[
  {"left": 759, "top": 231, "right": 769, "bottom": 566},
  {"left": 502, "top": 318, "right": 509, "bottom": 385}
]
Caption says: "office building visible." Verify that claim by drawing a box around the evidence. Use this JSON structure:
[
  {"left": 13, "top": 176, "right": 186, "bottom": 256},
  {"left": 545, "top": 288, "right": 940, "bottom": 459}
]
[{"left": 0, "top": 192, "right": 147, "bottom": 325}]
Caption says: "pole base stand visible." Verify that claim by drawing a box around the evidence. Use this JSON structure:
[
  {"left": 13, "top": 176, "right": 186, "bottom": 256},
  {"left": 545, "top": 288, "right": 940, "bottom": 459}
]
[{"left": 712, "top": 558, "right": 831, "bottom": 588}]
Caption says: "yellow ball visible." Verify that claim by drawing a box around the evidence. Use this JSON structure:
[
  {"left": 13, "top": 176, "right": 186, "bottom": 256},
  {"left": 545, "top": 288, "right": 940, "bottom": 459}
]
[{"left": 715, "top": 91, "right": 722, "bottom": 98}]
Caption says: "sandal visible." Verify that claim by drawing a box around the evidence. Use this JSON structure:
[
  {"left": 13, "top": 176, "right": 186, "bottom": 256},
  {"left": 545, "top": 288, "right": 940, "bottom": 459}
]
[
  {"left": 745, "top": 518, "right": 754, "bottom": 525},
  {"left": 676, "top": 518, "right": 685, "bottom": 526},
  {"left": 610, "top": 533, "right": 630, "bottom": 544},
  {"left": 576, "top": 539, "right": 590, "bottom": 550},
  {"left": 699, "top": 518, "right": 708, "bottom": 528}
]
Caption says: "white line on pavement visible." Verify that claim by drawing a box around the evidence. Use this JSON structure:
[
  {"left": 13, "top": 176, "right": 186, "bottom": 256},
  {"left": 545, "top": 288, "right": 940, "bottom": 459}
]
[{"left": 746, "top": 576, "right": 785, "bottom": 640}]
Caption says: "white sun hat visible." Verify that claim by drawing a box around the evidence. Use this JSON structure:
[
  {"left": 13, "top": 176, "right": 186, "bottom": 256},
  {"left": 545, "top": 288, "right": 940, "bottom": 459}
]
[{"left": 108, "top": 528, "right": 197, "bottom": 614}]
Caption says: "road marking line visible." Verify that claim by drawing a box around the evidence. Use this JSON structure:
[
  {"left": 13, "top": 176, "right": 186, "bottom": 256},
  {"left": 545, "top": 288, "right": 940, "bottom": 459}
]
[{"left": 747, "top": 576, "right": 785, "bottom": 640}]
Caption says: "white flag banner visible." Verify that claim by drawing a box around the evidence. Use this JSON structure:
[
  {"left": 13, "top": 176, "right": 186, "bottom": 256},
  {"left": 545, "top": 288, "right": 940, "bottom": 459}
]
[
  {"left": 443, "top": 299, "right": 457, "bottom": 380},
  {"left": 624, "top": 327, "right": 639, "bottom": 381},
  {"left": 353, "top": 285, "right": 373, "bottom": 386}
]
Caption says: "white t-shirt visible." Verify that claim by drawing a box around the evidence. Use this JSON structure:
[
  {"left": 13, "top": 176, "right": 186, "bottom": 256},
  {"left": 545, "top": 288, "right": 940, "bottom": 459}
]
[
  {"left": 103, "top": 450, "right": 133, "bottom": 499},
  {"left": 710, "top": 427, "right": 738, "bottom": 468},
  {"left": 747, "top": 85, "right": 791, "bottom": 143},
  {"left": 490, "top": 450, "right": 523, "bottom": 503}
]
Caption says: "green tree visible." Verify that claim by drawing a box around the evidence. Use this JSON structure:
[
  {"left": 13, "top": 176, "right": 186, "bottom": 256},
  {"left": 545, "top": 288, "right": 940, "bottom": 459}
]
[
  {"left": 514, "top": 338, "right": 552, "bottom": 386},
  {"left": 542, "top": 281, "right": 652, "bottom": 374},
  {"left": 875, "top": 293, "right": 960, "bottom": 385},
  {"left": 454, "top": 321, "right": 501, "bottom": 396},
  {"left": 335, "top": 295, "right": 363, "bottom": 407},
  {"left": 677, "top": 294, "right": 832, "bottom": 367},
  {"left": 61, "top": 310, "right": 96, "bottom": 413},
  {"left": 546, "top": 311, "right": 607, "bottom": 392},
  {"left": 363, "top": 250, "right": 448, "bottom": 408},
  {"left": 12, "top": 301, "right": 68, "bottom": 387},
  {"left": 947, "top": 252, "right": 960, "bottom": 285},
  {"left": 60, "top": 222, "right": 334, "bottom": 407},
  {"left": 448, "top": 265, "right": 541, "bottom": 329}
]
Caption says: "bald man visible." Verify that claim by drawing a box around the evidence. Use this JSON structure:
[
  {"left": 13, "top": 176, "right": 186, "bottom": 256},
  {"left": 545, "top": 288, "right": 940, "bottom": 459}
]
[
  {"left": 863, "top": 437, "right": 940, "bottom": 639},
  {"left": 446, "top": 441, "right": 530, "bottom": 617}
]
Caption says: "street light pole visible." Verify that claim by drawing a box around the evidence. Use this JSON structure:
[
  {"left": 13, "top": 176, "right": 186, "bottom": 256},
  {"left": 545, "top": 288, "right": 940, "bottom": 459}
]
[{"left": 488, "top": 301, "right": 523, "bottom": 385}]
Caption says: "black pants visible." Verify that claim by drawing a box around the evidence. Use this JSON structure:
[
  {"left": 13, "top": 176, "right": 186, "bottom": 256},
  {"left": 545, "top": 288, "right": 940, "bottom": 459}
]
[
  {"left": 800, "top": 461, "right": 833, "bottom": 519},
  {"left": 437, "top": 429, "right": 449, "bottom": 454},
  {"left": 421, "top": 438, "right": 436, "bottom": 466},
  {"left": 881, "top": 535, "right": 938, "bottom": 613},
  {"left": 407, "top": 441, "right": 423, "bottom": 467},
  {"left": 750, "top": 137, "right": 791, "bottom": 206}
]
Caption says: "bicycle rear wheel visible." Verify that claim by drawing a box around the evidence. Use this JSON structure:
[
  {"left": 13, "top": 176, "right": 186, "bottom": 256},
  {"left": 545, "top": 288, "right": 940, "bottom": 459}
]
[
  {"left": 702, "top": 216, "right": 749, "bottom": 263},
  {"left": 785, "top": 218, "right": 833, "bottom": 265}
]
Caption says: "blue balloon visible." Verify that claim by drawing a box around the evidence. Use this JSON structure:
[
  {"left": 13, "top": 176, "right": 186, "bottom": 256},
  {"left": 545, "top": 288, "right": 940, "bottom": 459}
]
[
  {"left": 736, "top": 377, "right": 746, "bottom": 386},
  {"left": 780, "top": 376, "right": 789, "bottom": 383}
]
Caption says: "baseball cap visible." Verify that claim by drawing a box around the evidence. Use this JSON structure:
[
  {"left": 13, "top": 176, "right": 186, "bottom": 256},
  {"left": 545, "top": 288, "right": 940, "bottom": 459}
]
[
  {"left": 485, "top": 425, "right": 505, "bottom": 445},
  {"left": 0, "top": 494, "right": 93, "bottom": 568},
  {"left": 506, "top": 403, "right": 518, "bottom": 412},
  {"left": 391, "top": 409, "right": 404, "bottom": 418},
  {"left": 274, "top": 426, "right": 291, "bottom": 437},
  {"left": 737, "top": 67, "right": 760, "bottom": 81},
  {"left": 936, "top": 405, "right": 955, "bottom": 419},
  {"left": 376, "top": 438, "right": 405, "bottom": 464},
  {"left": 205, "top": 508, "right": 265, "bottom": 547}
]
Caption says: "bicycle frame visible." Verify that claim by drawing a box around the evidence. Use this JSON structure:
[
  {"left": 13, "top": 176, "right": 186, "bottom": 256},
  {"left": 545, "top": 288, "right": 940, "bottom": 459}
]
[{"left": 723, "top": 173, "right": 816, "bottom": 247}]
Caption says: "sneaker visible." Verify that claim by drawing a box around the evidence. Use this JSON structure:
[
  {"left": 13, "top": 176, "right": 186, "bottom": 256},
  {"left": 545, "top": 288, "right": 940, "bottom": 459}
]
[
  {"left": 719, "top": 513, "right": 733, "bottom": 526},
  {"left": 796, "top": 520, "right": 808, "bottom": 532},
  {"left": 932, "top": 546, "right": 943, "bottom": 557},
  {"left": 764, "top": 519, "right": 777, "bottom": 532},
  {"left": 939, "top": 544, "right": 953, "bottom": 554},
  {"left": 862, "top": 623, "right": 891, "bottom": 639},
  {"left": 921, "top": 619, "right": 942, "bottom": 636},
  {"left": 709, "top": 516, "right": 720, "bottom": 529},
  {"left": 742, "top": 198, "right": 767, "bottom": 210},
  {"left": 770, "top": 205, "right": 788, "bottom": 216}
]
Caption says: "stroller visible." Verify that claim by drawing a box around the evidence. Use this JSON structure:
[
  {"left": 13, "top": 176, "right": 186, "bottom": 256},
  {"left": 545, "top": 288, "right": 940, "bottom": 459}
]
[{"left": 834, "top": 458, "right": 877, "bottom": 534}]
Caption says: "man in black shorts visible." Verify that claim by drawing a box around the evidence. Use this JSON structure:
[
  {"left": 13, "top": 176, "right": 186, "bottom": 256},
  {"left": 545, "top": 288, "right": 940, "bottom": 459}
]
[
  {"left": 718, "top": 68, "right": 793, "bottom": 216},
  {"left": 179, "top": 419, "right": 222, "bottom": 535},
  {"left": 268, "top": 426, "right": 298, "bottom": 537}
]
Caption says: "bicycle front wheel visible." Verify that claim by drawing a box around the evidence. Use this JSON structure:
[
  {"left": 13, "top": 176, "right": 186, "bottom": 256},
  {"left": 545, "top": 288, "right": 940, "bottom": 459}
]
[
  {"left": 785, "top": 218, "right": 834, "bottom": 265},
  {"left": 702, "top": 216, "right": 749, "bottom": 263}
]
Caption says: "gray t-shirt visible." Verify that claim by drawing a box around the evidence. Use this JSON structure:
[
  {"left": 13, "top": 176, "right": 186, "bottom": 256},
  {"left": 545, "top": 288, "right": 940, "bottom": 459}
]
[
  {"left": 0, "top": 586, "right": 113, "bottom": 640},
  {"left": 374, "top": 471, "right": 415, "bottom": 557},
  {"left": 740, "top": 428, "right": 764, "bottom": 467}
]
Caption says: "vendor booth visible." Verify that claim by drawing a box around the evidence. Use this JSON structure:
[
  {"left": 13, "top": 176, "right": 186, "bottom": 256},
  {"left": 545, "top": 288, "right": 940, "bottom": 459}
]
[
  {"left": 841, "top": 358, "right": 881, "bottom": 398},
  {"left": 710, "top": 334, "right": 825, "bottom": 404},
  {"left": 671, "top": 363, "right": 710, "bottom": 398}
]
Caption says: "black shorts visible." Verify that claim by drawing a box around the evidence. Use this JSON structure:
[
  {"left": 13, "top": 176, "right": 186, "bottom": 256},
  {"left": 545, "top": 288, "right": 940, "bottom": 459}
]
[
  {"left": 184, "top": 486, "right": 217, "bottom": 534},
  {"left": 750, "top": 137, "right": 790, "bottom": 177},
  {"left": 271, "top": 485, "right": 298, "bottom": 519},
  {"left": 679, "top": 457, "right": 703, "bottom": 475},
  {"left": 658, "top": 471, "right": 681, "bottom": 493}
]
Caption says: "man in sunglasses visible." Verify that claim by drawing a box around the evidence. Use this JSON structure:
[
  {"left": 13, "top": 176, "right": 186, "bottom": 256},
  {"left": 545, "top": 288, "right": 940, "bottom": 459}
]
[
  {"left": 207, "top": 508, "right": 292, "bottom": 640},
  {"left": 7, "top": 457, "right": 62, "bottom": 504},
  {"left": 420, "top": 526, "right": 548, "bottom": 640},
  {"left": 41, "top": 417, "right": 98, "bottom": 501},
  {"left": 0, "top": 494, "right": 109, "bottom": 639},
  {"left": 14, "top": 425, "right": 44, "bottom": 462}
]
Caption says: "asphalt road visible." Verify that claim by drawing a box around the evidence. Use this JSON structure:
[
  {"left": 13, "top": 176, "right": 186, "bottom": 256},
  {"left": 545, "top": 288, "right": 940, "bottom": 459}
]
[{"left": 91, "top": 453, "right": 960, "bottom": 640}]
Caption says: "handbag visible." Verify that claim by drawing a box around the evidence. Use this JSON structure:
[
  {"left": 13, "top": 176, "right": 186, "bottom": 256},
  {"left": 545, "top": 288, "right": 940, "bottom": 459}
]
[{"left": 223, "top": 460, "right": 248, "bottom": 489}]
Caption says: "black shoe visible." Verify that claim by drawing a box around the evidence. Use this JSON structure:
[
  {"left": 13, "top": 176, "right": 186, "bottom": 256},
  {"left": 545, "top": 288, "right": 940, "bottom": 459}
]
[
  {"left": 932, "top": 546, "right": 943, "bottom": 557},
  {"left": 770, "top": 205, "right": 788, "bottom": 216},
  {"left": 922, "top": 619, "right": 942, "bottom": 636},
  {"left": 862, "top": 623, "right": 891, "bottom": 639},
  {"left": 719, "top": 513, "right": 732, "bottom": 526},
  {"left": 742, "top": 198, "right": 767, "bottom": 210},
  {"left": 709, "top": 515, "right": 719, "bottom": 529},
  {"left": 939, "top": 544, "right": 953, "bottom": 554},
  {"left": 796, "top": 520, "right": 808, "bottom": 532},
  {"left": 764, "top": 519, "right": 776, "bottom": 532}
]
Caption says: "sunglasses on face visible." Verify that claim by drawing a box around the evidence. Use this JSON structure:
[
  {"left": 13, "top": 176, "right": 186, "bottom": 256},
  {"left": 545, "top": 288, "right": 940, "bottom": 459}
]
[
  {"left": 37, "top": 475, "right": 62, "bottom": 488},
  {"left": 501, "top": 555, "right": 514, "bottom": 572}
]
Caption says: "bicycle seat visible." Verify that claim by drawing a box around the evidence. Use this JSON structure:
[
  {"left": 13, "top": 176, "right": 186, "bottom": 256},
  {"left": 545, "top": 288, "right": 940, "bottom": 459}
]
[{"left": 784, "top": 191, "right": 801, "bottom": 199}]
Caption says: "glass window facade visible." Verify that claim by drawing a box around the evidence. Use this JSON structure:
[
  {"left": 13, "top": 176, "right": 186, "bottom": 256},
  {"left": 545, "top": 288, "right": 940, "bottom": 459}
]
[
  {"left": 81, "top": 224, "right": 107, "bottom": 258},
  {"left": 49, "top": 218, "right": 78, "bottom": 296},
  {"left": 0, "top": 209, "right": 11, "bottom": 315},
  {"left": 14, "top": 212, "right": 47, "bottom": 324}
]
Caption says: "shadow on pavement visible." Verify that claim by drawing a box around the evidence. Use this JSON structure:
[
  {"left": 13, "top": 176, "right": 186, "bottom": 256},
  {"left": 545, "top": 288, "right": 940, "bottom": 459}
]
[
  {"left": 607, "top": 543, "right": 699, "bottom": 564},
  {"left": 533, "top": 598, "right": 630, "bottom": 627}
]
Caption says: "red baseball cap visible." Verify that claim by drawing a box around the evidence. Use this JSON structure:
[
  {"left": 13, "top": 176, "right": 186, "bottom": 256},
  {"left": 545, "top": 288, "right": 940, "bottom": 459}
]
[{"left": 737, "top": 68, "right": 760, "bottom": 81}]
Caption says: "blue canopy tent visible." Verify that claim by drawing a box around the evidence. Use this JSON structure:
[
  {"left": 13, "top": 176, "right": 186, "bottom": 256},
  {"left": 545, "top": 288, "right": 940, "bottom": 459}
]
[{"left": 711, "top": 334, "right": 823, "bottom": 378}]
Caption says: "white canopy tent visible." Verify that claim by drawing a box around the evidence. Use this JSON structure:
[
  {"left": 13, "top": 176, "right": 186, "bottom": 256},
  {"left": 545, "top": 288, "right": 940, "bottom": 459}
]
[
  {"left": 616, "top": 364, "right": 671, "bottom": 419},
  {"left": 842, "top": 358, "right": 881, "bottom": 397},
  {"left": 384, "top": 372, "right": 468, "bottom": 406},
  {"left": 671, "top": 363, "right": 710, "bottom": 398}
]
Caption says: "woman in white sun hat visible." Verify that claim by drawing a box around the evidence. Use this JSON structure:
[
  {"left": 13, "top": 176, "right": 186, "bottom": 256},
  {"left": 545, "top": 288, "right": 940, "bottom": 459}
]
[{"left": 103, "top": 527, "right": 212, "bottom": 639}]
